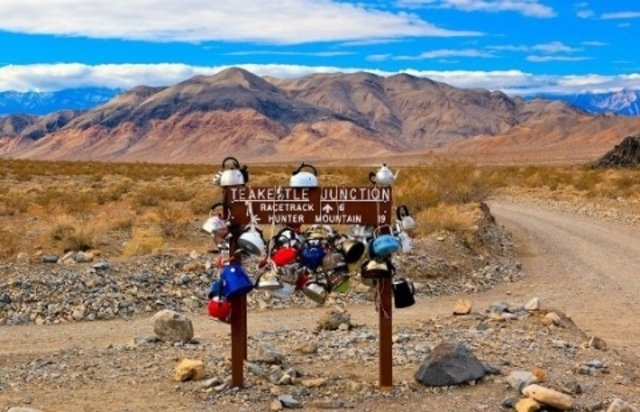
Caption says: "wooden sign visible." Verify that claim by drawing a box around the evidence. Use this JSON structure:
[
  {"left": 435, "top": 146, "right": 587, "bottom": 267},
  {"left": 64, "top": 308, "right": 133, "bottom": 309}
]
[{"left": 223, "top": 186, "right": 393, "bottom": 226}]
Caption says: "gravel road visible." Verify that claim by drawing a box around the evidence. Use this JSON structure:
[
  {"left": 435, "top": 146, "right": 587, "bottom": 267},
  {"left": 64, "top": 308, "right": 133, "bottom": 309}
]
[{"left": 489, "top": 199, "right": 640, "bottom": 362}]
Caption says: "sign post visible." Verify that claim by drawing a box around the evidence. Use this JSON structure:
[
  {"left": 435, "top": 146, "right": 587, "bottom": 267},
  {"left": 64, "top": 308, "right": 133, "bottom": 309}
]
[{"left": 223, "top": 185, "right": 394, "bottom": 391}]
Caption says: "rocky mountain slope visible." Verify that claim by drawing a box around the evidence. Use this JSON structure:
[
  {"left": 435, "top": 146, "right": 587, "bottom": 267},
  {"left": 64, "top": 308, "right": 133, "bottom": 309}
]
[{"left": 1, "top": 68, "right": 639, "bottom": 164}]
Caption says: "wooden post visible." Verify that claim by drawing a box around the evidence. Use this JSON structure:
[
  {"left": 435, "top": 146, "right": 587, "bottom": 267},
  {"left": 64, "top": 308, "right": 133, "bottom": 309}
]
[
  {"left": 225, "top": 208, "right": 247, "bottom": 389},
  {"left": 378, "top": 275, "right": 393, "bottom": 391}
]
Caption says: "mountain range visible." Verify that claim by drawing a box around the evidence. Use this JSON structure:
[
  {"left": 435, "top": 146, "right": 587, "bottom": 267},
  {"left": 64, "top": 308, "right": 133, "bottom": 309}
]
[
  {"left": 2, "top": 85, "right": 639, "bottom": 118},
  {"left": 1, "top": 67, "right": 639, "bottom": 164}
]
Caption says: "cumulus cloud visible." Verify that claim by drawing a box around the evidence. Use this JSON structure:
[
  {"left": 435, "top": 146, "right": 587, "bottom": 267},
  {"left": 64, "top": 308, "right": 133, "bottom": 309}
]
[
  {"left": 0, "top": 0, "right": 481, "bottom": 44},
  {"left": 395, "top": 48, "right": 495, "bottom": 60},
  {"left": 1, "top": 63, "right": 640, "bottom": 96},
  {"left": 526, "top": 55, "right": 591, "bottom": 62},
  {"left": 581, "top": 41, "right": 608, "bottom": 47},
  {"left": 531, "top": 41, "right": 581, "bottom": 54},
  {"left": 396, "top": 0, "right": 556, "bottom": 18}
]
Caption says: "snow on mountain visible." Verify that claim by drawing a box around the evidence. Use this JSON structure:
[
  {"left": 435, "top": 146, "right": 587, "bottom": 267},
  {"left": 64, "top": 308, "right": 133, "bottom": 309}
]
[{"left": 0, "top": 87, "right": 124, "bottom": 116}]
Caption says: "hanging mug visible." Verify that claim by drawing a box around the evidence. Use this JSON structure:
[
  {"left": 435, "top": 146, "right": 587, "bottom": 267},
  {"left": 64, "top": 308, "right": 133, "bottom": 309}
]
[
  {"left": 392, "top": 278, "right": 416, "bottom": 309},
  {"left": 221, "top": 264, "right": 254, "bottom": 299}
]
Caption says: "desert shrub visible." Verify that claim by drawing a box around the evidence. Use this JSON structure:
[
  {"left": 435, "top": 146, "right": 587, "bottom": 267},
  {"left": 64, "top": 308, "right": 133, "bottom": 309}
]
[
  {"left": 63, "top": 191, "right": 96, "bottom": 215},
  {"left": 133, "top": 186, "right": 162, "bottom": 207},
  {"left": 415, "top": 203, "right": 475, "bottom": 237},
  {"left": 110, "top": 216, "right": 136, "bottom": 233},
  {"left": 122, "top": 228, "right": 165, "bottom": 256},
  {"left": 154, "top": 205, "right": 192, "bottom": 238},
  {"left": 0, "top": 225, "right": 21, "bottom": 260},
  {"left": 49, "top": 222, "right": 96, "bottom": 252}
]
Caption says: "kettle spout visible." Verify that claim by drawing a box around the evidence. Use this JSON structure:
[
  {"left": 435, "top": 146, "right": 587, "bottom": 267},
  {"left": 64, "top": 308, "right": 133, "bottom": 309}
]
[{"left": 393, "top": 170, "right": 400, "bottom": 180}]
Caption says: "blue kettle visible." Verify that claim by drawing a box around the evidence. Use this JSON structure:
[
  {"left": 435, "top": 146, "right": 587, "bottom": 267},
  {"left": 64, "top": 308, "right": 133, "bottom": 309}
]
[
  {"left": 299, "top": 241, "right": 326, "bottom": 271},
  {"left": 221, "top": 264, "right": 254, "bottom": 299},
  {"left": 208, "top": 279, "right": 223, "bottom": 299},
  {"left": 370, "top": 225, "right": 401, "bottom": 257}
]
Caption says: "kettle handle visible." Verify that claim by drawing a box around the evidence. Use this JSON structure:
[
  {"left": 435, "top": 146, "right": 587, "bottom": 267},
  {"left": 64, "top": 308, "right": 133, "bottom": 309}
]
[
  {"left": 222, "top": 156, "right": 240, "bottom": 170},
  {"left": 210, "top": 202, "right": 224, "bottom": 216},
  {"left": 295, "top": 162, "right": 317, "bottom": 176},
  {"left": 373, "top": 224, "right": 393, "bottom": 237},
  {"left": 368, "top": 171, "right": 377, "bottom": 184},
  {"left": 396, "top": 205, "right": 410, "bottom": 220}
]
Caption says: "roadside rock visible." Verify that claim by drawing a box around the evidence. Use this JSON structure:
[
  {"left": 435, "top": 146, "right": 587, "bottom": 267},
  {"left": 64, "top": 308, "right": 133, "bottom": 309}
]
[
  {"left": 174, "top": 358, "right": 206, "bottom": 382},
  {"left": 151, "top": 309, "right": 194, "bottom": 343},
  {"left": 522, "top": 384, "right": 575, "bottom": 410},
  {"left": 414, "top": 340, "right": 486, "bottom": 386}
]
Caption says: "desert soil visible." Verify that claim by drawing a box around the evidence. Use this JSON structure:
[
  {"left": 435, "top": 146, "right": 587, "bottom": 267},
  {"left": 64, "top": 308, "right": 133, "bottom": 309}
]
[{"left": 1, "top": 197, "right": 640, "bottom": 412}]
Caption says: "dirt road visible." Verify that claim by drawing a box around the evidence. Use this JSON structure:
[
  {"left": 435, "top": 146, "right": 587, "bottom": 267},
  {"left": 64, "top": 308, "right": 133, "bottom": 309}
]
[{"left": 489, "top": 200, "right": 640, "bottom": 361}]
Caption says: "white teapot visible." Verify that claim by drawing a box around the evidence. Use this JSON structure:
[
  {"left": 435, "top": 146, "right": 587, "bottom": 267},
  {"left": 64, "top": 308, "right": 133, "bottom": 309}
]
[{"left": 368, "top": 163, "right": 398, "bottom": 187}]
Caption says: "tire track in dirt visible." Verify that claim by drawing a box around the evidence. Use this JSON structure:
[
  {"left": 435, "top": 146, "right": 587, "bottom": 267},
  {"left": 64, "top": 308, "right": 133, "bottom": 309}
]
[{"left": 489, "top": 200, "right": 640, "bottom": 361}]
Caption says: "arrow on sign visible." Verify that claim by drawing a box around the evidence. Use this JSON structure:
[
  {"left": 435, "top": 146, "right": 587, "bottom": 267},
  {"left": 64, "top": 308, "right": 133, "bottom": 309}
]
[{"left": 322, "top": 204, "right": 333, "bottom": 214}]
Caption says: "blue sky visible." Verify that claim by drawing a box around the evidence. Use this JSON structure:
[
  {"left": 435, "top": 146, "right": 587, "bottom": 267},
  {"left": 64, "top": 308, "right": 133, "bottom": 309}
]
[{"left": 1, "top": 0, "right": 639, "bottom": 95}]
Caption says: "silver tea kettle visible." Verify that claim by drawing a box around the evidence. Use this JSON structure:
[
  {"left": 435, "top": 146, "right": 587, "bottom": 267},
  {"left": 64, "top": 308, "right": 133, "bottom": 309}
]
[
  {"left": 218, "top": 157, "right": 248, "bottom": 187},
  {"left": 290, "top": 163, "right": 318, "bottom": 187}
]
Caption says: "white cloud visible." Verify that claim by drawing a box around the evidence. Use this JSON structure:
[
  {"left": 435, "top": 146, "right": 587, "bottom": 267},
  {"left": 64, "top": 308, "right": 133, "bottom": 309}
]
[
  {"left": 531, "top": 41, "right": 581, "bottom": 54},
  {"left": 576, "top": 9, "right": 595, "bottom": 19},
  {"left": 395, "top": 48, "right": 495, "bottom": 60},
  {"left": 601, "top": 11, "right": 640, "bottom": 19},
  {"left": 1, "top": 63, "right": 640, "bottom": 96},
  {"left": 223, "top": 51, "right": 354, "bottom": 57},
  {"left": 396, "top": 0, "right": 556, "bottom": 18},
  {"left": 526, "top": 55, "right": 591, "bottom": 62},
  {"left": 0, "top": 0, "right": 481, "bottom": 44},
  {"left": 366, "top": 54, "right": 393, "bottom": 61},
  {"left": 581, "top": 41, "right": 608, "bottom": 47}
]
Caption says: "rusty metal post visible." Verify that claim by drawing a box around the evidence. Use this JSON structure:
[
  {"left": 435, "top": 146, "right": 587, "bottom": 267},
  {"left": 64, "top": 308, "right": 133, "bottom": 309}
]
[
  {"left": 224, "top": 199, "right": 247, "bottom": 389},
  {"left": 378, "top": 273, "right": 393, "bottom": 391}
]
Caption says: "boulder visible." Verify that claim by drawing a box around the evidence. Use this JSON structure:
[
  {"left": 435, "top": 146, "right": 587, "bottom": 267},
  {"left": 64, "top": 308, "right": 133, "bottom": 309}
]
[
  {"left": 414, "top": 340, "right": 486, "bottom": 386},
  {"left": 151, "top": 309, "right": 194, "bottom": 343}
]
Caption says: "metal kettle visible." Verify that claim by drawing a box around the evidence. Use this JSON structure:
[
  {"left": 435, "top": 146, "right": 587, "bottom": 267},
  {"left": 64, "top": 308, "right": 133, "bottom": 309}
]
[
  {"left": 290, "top": 163, "right": 318, "bottom": 188},
  {"left": 218, "top": 157, "right": 248, "bottom": 187}
]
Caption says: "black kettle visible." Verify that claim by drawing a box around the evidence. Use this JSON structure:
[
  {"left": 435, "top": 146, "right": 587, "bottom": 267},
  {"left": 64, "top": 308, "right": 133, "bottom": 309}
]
[{"left": 392, "top": 278, "right": 415, "bottom": 309}]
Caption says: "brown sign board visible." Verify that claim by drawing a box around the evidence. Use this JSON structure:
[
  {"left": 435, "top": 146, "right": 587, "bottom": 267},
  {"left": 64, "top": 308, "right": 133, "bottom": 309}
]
[{"left": 223, "top": 186, "right": 393, "bottom": 226}]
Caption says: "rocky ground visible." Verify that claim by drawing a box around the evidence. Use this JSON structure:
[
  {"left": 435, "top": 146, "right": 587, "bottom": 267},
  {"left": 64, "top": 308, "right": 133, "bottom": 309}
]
[{"left": 1, "top": 198, "right": 639, "bottom": 412}]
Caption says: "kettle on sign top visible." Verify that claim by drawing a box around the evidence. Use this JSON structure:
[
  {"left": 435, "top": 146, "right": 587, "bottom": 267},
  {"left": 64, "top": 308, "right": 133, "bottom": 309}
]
[
  {"left": 218, "top": 157, "right": 249, "bottom": 187},
  {"left": 368, "top": 163, "right": 399, "bottom": 187},
  {"left": 290, "top": 163, "right": 319, "bottom": 188}
]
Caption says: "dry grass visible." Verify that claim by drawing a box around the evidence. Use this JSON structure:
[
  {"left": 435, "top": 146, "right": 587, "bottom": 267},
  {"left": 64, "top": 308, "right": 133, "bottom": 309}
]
[{"left": 0, "top": 158, "right": 638, "bottom": 261}]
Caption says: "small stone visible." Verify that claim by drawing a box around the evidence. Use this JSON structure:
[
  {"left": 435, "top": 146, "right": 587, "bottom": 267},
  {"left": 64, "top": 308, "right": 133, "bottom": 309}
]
[
  {"left": 588, "top": 336, "right": 607, "bottom": 351},
  {"left": 16, "top": 252, "right": 29, "bottom": 264},
  {"left": 174, "top": 359, "right": 206, "bottom": 382},
  {"left": 277, "top": 395, "right": 301, "bottom": 409},
  {"left": 93, "top": 261, "right": 110, "bottom": 271},
  {"left": 200, "top": 377, "right": 222, "bottom": 389},
  {"left": 607, "top": 398, "right": 639, "bottom": 412},
  {"left": 302, "top": 378, "right": 327, "bottom": 388},
  {"left": 524, "top": 297, "right": 541, "bottom": 311},
  {"left": 296, "top": 342, "right": 318, "bottom": 355},
  {"left": 507, "top": 371, "right": 538, "bottom": 392},
  {"left": 317, "top": 309, "right": 351, "bottom": 331},
  {"left": 270, "top": 400, "right": 284, "bottom": 411},
  {"left": 453, "top": 299, "right": 472, "bottom": 315},
  {"left": 522, "top": 384, "right": 575, "bottom": 410},
  {"left": 516, "top": 398, "right": 541, "bottom": 412},
  {"left": 541, "top": 312, "right": 561, "bottom": 326},
  {"left": 532, "top": 367, "right": 546, "bottom": 383}
]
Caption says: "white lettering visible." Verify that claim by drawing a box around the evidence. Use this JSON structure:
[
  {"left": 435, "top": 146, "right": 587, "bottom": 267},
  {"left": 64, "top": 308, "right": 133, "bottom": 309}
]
[{"left": 314, "top": 215, "right": 362, "bottom": 224}]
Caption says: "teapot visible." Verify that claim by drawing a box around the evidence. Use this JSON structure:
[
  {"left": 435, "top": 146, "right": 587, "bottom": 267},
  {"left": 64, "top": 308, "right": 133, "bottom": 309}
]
[
  {"left": 368, "top": 163, "right": 399, "bottom": 187},
  {"left": 392, "top": 278, "right": 416, "bottom": 309},
  {"left": 256, "top": 261, "right": 283, "bottom": 291},
  {"left": 396, "top": 205, "right": 417, "bottom": 232},
  {"left": 218, "top": 157, "right": 248, "bottom": 187},
  {"left": 290, "top": 163, "right": 319, "bottom": 187},
  {"left": 202, "top": 202, "right": 229, "bottom": 235},
  {"left": 302, "top": 279, "right": 329, "bottom": 304},
  {"left": 369, "top": 225, "right": 401, "bottom": 258},
  {"left": 207, "top": 296, "right": 231, "bottom": 323},
  {"left": 238, "top": 225, "right": 266, "bottom": 256}
]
